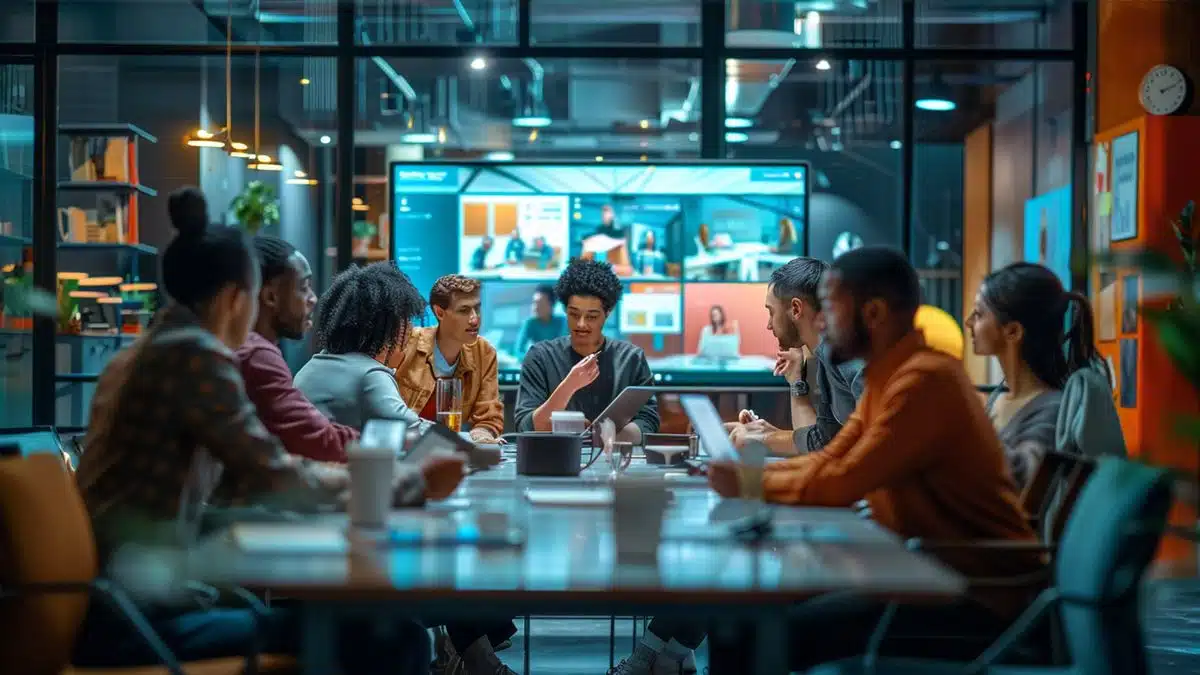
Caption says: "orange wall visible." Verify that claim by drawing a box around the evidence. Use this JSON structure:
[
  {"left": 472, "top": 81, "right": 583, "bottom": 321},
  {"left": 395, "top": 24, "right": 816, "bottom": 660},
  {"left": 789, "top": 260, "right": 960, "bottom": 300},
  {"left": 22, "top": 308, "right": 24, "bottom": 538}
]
[
  {"left": 681, "top": 283, "right": 776, "bottom": 357},
  {"left": 962, "top": 125, "right": 993, "bottom": 385},
  {"left": 1094, "top": 115, "right": 1200, "bottom": 563},
  {"left": 1097, "top": 0, "right": 1200, "bottom": 131}
]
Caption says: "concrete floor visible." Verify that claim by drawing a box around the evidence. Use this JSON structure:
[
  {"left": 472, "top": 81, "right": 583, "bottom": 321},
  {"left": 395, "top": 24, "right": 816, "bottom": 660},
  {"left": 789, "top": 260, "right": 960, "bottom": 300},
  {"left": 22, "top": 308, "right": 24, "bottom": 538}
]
[{"left": 486, "top": 582, "right": 1200, "bottom": 674}]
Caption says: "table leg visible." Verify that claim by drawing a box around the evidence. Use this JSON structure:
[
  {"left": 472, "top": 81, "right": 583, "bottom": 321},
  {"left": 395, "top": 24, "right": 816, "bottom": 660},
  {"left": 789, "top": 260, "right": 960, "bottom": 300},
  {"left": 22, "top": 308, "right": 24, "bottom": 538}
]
[
  {"left": 752, "top": 613, "right": 788, "bottom": 675},
  {"left": 300, "top": 604, "right": 338, "bottom": 675}
]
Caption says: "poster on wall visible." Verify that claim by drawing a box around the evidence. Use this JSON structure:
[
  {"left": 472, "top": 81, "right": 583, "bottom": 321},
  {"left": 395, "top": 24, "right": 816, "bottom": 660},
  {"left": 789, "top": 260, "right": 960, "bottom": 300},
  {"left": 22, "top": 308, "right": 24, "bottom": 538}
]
[
  {"left": 1110, "top": 131, "right": 1139, "bottom": 242},
  {"left": 1092, "top": 141, "right": 1111, "bottom": 254},
  {"left": 1119, "top": 338, "right": 1138, "bottom": 408},
  {"left": 1121, "top": 274, "right": 1139, "bottom": 334},
  {"left": 1023, "top": 186, "right": 1072, "bottom": 289},
  {"left": 1098, "top": 271, "right": 1117, "bottom": 342}
]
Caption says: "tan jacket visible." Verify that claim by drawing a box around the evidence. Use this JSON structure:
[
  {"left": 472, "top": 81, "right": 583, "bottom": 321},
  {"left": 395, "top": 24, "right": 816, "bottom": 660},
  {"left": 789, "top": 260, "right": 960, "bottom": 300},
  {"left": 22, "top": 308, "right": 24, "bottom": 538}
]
[{"left": 395, "top": 326, "right": 504, "bottom": 440}]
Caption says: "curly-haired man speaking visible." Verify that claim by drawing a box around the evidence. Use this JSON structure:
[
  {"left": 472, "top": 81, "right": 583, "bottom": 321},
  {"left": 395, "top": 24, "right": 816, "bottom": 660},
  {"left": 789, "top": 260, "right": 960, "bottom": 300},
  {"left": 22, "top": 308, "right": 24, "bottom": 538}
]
[{"left": 513, "top": 258, "right": 659, "bottom": 442}]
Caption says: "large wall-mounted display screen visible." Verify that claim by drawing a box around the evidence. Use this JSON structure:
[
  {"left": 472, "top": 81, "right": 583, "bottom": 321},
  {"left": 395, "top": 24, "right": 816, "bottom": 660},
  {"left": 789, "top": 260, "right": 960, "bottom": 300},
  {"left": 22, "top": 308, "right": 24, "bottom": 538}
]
[{"left": 390, "top": 162, "right": 808, "bottom": 385}]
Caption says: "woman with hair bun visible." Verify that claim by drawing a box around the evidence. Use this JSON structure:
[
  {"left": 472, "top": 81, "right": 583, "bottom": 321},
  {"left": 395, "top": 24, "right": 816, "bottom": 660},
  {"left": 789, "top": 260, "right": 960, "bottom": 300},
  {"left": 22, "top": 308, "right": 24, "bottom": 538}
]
[
  {"left": 73, "top": 187, "right": 440, "bottom": 673},
  {"left": 965, "top": 262, "right": 1123, "bottom": 489}
]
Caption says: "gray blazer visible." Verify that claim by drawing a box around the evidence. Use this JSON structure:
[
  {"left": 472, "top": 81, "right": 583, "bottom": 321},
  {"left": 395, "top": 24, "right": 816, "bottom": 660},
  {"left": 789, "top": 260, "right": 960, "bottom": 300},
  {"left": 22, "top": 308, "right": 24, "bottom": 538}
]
[{"left": 294, "top": 352, "right": 431, "bottom": 432}]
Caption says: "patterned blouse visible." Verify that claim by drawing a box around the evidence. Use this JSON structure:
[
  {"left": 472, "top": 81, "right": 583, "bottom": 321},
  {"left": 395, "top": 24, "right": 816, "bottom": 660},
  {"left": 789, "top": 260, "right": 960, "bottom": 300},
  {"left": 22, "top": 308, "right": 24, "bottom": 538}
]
[{"left": 76, "top": 305, "right": 424, "bottom": 564}]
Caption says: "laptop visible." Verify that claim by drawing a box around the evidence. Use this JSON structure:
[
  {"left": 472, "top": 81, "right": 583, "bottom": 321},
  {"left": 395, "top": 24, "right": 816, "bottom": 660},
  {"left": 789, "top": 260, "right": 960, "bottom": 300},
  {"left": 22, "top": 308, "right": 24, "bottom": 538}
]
[
  {"left": 678, "top": 395, "right": 739, "bottom": 462},
  {"left": 699, "top": 333, "right": 740, "bottom": 360}
]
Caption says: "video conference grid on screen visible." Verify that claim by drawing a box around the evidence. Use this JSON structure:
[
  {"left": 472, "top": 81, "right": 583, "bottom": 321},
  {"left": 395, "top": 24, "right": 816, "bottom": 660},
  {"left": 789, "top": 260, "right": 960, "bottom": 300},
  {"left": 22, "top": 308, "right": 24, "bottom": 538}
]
[{"left": 390, "top": 163, "right": 808, "bottom": 386}]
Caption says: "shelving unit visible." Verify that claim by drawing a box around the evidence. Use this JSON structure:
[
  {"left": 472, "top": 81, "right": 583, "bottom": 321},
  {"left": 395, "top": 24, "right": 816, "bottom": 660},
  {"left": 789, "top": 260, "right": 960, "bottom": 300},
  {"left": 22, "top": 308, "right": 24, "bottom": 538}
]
[{"left": 49, "top": 123, "right": 160, "bottom": 418}]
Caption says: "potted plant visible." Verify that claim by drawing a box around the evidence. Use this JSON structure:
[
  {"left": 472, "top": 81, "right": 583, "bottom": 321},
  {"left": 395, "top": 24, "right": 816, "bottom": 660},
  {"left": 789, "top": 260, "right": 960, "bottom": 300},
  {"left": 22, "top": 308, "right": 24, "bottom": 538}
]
[
  {"left": 353, "top": 220, "right": 378, "bottom": 258},
  {"left": 230, "top": 181, "right": 280, "bottom": 235}
]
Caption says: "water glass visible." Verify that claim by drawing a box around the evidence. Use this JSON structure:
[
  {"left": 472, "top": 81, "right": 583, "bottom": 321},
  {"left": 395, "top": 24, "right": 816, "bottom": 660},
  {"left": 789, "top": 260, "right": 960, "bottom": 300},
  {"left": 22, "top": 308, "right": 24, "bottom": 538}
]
[
  {"left": 608, "top": 441, "right": 633, "bottom": 478},
  {"left": 435, "top": 378, "right": 463, "bottom": 432}
]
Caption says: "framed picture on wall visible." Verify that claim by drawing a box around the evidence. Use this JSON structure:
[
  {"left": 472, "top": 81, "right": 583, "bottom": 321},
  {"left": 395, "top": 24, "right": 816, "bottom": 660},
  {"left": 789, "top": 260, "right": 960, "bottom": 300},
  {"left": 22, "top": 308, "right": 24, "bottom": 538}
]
[
  {"left": 1110, "top": 131, "right": 1139, "bottom": 242},
  {"left": 1119, "top": 338, "right": 1138, "bottom": 408},
  {"left": 1121, "top": 274, "right": 1139, "bottom": 334}
]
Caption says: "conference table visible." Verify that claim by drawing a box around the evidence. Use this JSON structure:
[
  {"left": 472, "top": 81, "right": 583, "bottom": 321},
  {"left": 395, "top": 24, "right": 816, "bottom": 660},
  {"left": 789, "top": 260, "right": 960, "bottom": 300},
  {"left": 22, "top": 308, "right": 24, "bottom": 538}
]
[{"left": 193, "top": 452, "right": 966, "bottom": 675}]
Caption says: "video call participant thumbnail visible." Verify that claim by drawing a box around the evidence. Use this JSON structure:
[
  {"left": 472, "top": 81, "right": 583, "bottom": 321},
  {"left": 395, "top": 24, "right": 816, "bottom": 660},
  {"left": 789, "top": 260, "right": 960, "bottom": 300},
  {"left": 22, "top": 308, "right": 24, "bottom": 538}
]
[
  {"left": 396, "top": 274, "right": 504, "bottom": 443},
  {"left": 514, "top": 283, "right": 567, "bottom": 356},
  {"left": 514, "top": 259, "right": 659, "bottom": 442}
]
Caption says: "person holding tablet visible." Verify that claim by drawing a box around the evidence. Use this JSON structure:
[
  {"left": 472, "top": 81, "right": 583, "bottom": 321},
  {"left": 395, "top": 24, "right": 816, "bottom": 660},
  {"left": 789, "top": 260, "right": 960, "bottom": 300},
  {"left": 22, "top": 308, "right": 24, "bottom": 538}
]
[
  {"left": 395, "top": 274, "right": 504, "bottom": 442},
  {"left": 514, "top": 258, "right": 659, "bottom": 443}
]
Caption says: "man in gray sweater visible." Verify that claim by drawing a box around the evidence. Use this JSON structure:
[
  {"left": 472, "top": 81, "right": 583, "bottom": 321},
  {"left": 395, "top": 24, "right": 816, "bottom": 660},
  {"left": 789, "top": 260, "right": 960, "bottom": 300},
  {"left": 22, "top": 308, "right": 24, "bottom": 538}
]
[
  {"left": 514, "top": 259, "right": 659, "bottom": 441},
  {"left": 729, "top": 257, "right": 865, "bottom": 455}
]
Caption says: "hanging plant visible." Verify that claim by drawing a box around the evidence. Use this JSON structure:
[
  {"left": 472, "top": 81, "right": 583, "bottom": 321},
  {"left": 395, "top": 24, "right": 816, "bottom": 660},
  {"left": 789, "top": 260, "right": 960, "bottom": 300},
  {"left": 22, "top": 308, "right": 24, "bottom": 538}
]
[{"left": 230, "top": 181, "right": 280, "bottom": 235}]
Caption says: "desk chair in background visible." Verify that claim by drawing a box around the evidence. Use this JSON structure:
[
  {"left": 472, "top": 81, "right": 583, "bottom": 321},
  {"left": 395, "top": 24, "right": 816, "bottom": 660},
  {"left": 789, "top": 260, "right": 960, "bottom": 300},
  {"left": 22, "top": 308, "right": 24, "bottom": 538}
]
[{"left": 0, "top": 453, "right": 294, "bottom": 675}]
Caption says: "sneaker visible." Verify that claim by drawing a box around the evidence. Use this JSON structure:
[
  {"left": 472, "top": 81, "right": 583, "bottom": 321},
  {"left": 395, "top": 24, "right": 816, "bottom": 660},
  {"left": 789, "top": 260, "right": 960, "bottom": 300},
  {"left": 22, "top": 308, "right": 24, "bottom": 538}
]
[
  {"left": 608, "top": 645, "right": 657, "bottom": 675},
  {"left": 650, "top": 651, "right": 697, "bottom": 675},
  {"left": 432, "top": 628, "right": 464, "bottom": 675}
]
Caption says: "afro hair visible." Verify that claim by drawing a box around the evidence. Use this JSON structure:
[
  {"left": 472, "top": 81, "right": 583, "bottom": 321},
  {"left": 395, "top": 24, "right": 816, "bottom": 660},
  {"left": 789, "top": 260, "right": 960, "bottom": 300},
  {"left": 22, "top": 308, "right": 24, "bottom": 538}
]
[
  {"left": 553, "top": 258, "right": 622, "bottom": 313},
  {"left": 313, "top": 262, "right": 427, "bottom": 357}
]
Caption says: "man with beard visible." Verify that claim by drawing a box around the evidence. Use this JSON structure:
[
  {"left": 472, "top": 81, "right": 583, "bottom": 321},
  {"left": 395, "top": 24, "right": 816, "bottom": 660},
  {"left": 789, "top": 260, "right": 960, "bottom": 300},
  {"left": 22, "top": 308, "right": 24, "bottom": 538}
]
[
  {"left": 236, "top": 236, "right": 358, "bottom": 462},
  {"left": 704, "top": 247, "right": 1043, "bottom": 673},
  {"left": 727, "top": 257, "right": 864, "bottom": 455}
]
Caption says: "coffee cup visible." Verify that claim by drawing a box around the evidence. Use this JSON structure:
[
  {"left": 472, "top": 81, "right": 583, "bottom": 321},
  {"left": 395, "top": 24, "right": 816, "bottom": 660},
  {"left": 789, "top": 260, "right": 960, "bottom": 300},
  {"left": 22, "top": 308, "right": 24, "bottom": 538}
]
[
  {"left": 346, "top": 442, "right": 396, "bottom": 529},
  {"left": 737, "top": 440, "right": 768, "bottom": 501},
  {"left": 612, "top": 478, "right": 670, "bottom": 564}
]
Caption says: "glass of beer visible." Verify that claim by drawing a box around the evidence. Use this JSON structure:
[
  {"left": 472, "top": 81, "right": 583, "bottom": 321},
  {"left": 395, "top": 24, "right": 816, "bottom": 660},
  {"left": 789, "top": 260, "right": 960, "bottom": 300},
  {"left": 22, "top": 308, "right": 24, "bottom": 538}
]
[{"left": 436, "top": 378, "right": 464, "bottom": 432}]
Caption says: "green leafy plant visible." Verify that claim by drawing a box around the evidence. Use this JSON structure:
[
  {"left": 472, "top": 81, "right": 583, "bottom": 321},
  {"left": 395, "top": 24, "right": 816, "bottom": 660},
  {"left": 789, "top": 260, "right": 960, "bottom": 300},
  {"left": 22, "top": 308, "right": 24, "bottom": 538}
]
[
  {"left": 352, "top": 220, "right": 378, "bottom": 240},
  {"left": 230, "top": 181, "right": 280, "bottom": 235}
]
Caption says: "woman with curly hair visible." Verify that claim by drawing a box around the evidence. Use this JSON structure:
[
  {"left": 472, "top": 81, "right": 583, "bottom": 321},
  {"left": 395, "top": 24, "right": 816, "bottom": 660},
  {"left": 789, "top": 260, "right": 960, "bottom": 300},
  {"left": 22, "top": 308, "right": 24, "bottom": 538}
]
[{"left": 295, "top": 262, "right": 432, "bottom": 431}]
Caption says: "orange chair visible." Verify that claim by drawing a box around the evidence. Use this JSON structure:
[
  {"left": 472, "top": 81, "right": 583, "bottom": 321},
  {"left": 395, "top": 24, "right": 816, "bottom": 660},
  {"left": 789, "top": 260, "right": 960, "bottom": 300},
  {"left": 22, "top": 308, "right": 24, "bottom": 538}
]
[{"left": 0, "top": 453, "right": 295, "bottom": 675}]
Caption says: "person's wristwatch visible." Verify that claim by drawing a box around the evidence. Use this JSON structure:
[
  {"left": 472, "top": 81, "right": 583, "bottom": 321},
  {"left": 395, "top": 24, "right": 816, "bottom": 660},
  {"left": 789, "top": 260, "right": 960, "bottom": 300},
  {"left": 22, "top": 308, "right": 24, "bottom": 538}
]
[{"left": 790, "top": 359, "right": 809, "bottom": 397}]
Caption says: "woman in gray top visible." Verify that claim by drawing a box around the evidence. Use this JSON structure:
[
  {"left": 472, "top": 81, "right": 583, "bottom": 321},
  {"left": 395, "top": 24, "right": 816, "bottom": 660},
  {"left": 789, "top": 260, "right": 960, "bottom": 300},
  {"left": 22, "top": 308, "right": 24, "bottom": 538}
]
[
  {"left": 295, "top": 262, "right": 432, "bottom": 431},
  {"left": 966, "top": 262, "right": 1114, "bottom": 488}
]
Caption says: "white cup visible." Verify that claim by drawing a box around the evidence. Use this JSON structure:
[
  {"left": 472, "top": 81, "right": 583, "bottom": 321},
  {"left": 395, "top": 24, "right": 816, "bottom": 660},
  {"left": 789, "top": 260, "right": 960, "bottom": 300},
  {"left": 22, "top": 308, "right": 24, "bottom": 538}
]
[
  {"left": 346, "top": 443, "right": 396, "bottom": 529},
  {"left": 612, "top": 478, "right": 670, "bottom": 564},
  {"left": 551, "top": 410, "right": 588, "bottom": 435}
]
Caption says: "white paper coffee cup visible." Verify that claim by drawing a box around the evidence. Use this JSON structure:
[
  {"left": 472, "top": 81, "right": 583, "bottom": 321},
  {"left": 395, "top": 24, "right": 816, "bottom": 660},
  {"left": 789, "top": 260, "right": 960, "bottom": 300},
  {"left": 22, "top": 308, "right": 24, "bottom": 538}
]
[
  {"left": 612, "top": 478, "right": 669, "bottom": 563},
  {"left": 347, "top": 443, "right": 396, "bottom": 529}
]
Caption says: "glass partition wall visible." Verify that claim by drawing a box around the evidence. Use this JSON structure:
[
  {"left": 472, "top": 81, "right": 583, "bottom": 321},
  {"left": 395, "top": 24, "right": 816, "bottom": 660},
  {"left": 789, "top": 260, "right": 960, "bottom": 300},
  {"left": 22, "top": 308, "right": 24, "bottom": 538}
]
[{"left": 0, "top": 0, "right": 1087, "bottom": 429}]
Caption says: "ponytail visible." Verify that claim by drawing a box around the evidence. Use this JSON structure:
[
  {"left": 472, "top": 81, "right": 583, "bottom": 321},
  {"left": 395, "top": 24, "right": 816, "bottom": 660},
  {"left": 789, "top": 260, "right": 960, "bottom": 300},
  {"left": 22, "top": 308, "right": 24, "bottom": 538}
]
[{"left": 1064, "top": 290, "right": 1108, "bottom": 384}]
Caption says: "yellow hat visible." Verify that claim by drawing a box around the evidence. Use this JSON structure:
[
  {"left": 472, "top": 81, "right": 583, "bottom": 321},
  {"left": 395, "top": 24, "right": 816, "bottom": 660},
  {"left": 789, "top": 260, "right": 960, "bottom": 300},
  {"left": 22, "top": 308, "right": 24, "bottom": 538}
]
[{"left": 915, "top": 305, "right": 964, "bottom": 360}]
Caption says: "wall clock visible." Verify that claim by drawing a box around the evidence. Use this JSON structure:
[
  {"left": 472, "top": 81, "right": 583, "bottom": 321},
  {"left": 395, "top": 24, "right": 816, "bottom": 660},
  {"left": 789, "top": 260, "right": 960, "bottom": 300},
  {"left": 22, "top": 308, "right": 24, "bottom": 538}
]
[{"left": 1139, "top": 64, "right": 1192, "bottom": 116}]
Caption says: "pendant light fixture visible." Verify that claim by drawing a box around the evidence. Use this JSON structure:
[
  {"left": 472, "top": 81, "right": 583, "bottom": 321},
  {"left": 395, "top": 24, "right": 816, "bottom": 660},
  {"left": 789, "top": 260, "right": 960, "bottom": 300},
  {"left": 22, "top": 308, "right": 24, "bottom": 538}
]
[
  {"left": 247, "top": 45, "right": 282, "bottom": 171},
  {"left": 286, "top": 142, "right": 319, "bottom": 186},
  {"left": 188, "top": 0, "right": 252, "bottom": 157}
]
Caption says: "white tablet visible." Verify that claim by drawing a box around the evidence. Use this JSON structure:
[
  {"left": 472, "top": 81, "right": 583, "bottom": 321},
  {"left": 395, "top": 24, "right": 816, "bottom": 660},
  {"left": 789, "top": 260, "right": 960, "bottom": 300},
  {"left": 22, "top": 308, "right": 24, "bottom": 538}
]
[{"left": 679, "top": 395, "right": 739, "bottom": 462}]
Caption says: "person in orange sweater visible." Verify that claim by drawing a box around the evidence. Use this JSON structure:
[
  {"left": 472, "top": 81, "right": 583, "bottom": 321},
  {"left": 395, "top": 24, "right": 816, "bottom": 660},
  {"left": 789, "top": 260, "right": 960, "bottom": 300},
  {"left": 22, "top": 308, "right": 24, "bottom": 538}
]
[{"left": 705, "top": 246, "right": 1044, "bottom": 673}]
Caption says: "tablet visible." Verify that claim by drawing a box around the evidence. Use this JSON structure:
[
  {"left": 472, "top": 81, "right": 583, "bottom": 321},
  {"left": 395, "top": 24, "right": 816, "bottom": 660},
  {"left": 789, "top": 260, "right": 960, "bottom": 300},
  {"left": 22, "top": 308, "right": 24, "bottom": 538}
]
[
  {"left": 360, "top": 419, "right": 409, "bottom": 456},
  {"left": 589, "top": 386, "right": 656, "bottom": 433},
  {"left": 403, "top": 423, "right": 470, "bottom": 463},
  {"left": 679, "top": 395, "right": 739, "bottom": 462}
]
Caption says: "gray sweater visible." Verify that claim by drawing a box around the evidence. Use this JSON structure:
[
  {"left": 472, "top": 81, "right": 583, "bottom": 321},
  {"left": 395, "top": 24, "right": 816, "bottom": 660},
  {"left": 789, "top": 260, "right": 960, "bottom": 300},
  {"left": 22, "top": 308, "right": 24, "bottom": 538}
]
[
  {"left": 514, "top": 336, "right": 660, "bottom": 435},
  {"left": 294, "top": 351, "right": 431, "bottom": 432}
]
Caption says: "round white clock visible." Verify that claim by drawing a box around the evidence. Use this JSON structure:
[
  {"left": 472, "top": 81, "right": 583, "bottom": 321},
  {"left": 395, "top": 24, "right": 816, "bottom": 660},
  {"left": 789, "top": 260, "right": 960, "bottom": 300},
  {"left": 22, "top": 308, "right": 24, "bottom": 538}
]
[{"left": 1139, "top": 64, "right": 1191, "bottom": 116}]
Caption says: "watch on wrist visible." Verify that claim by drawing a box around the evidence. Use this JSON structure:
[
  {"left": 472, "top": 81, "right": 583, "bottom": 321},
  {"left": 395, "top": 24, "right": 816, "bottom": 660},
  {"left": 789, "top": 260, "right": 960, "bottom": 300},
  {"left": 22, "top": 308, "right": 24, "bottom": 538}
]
[{"left": 790, "top": 359, "right": 810, "bottom": 397}]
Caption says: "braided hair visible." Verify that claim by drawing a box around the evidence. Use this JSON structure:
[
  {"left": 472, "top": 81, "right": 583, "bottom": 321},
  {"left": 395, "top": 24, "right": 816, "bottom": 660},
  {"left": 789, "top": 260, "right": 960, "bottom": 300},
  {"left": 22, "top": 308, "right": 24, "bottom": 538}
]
[
  {"left": 253, "top": 235, "right": 297, "bottom": 284},
  {"left": 313, "top": 262, "right": 427, "bottom": 358}
]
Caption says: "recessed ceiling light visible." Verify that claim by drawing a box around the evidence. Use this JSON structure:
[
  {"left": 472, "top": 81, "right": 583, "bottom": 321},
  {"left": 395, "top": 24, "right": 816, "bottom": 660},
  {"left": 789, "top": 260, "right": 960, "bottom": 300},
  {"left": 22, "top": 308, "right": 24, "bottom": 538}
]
[
  {"left": 319, "top": 135, "right": 331, "bottom": 144},
  {"left": 816, "top": 59, "right": 831, "bottom": 71},
  {"left": 725, "top": 117, "right": 753, "bottom": 129},
  {"left": 915, "top": 97, "right": 956, "bottom": 111},
  {"left": 890, "top": 140, "right": 902, "bottom": 150},
  {"left": 725, "top": 131, "right": 749, "bottom": 143},
  {"left": 513, "top": 116, "right": 552, "bottom": 128},
  {"left": 299, "top": 77, "right": 310, "bottom": 85},
  {"left": 469, "top": 56, "right": 487, "bottom": 71}
]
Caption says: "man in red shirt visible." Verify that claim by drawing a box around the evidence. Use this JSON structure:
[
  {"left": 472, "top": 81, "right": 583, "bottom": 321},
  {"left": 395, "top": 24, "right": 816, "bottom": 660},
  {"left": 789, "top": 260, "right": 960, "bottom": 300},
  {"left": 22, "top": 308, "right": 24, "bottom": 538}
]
[{"left": 236, "top": 236, "right": 357, "bottom": 462}]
